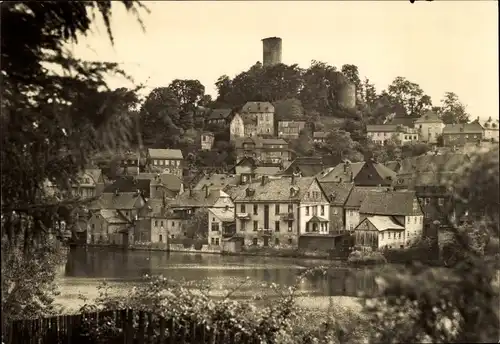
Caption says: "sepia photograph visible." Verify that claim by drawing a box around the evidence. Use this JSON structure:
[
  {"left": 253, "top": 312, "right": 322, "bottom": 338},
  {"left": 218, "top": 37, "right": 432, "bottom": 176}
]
[{"left": 1, "top": 1, "right": 499, "bottom": 343}]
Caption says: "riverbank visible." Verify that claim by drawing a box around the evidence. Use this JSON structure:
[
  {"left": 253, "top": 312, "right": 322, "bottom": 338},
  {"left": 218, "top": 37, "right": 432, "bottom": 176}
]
[{"left": 80, "top": 243, "right": 348, "bottom": 262}]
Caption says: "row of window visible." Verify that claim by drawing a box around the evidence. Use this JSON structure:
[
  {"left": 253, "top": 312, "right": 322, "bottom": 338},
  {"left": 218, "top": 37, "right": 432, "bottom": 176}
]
[
  {"left": 305, "top": 222, "right": 328, "bottom": 232},
  {"left": 152, "top": 159, "right": 181, "bottom": 166},
  {"left": 305, "top": 205, "right": 325, "bottom": 216},
  {"left": 240, "top": 220, "right": 294, "bottom": 232},
  {"left": 154, "top": 220, "right": 176, "bottom": 227},
  {"left": 239, "top": 203, "right": 294, "bottom": 215}
]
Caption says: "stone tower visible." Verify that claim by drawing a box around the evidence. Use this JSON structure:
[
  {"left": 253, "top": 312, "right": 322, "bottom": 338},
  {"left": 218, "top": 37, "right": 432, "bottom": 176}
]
[{"left": 262, "top": 37, "right": 282, "bottom": 67}]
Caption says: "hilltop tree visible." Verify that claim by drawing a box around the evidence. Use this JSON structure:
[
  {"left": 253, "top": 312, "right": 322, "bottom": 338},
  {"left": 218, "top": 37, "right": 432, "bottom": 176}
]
[
  {"left": 387, "top": 76, "right": 432, "bottom": 117},
  {"left": 1, "top": 0, "right": 146, "bottom": 321},
  {"left": 139, "top": 87, "right": 182, "bottom": 147},
  {"left": 274, "top": 98, "right": 305, "bottom": 121},
  {"left": 436, "top": 92, "right": 470, "bottom": 124}
]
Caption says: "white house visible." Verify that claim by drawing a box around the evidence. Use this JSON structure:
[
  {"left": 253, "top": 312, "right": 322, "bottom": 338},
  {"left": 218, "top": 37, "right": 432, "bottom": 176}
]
[
  {"left": 479, "top": 116, "right": 499, "bottom": 142},
  {"left": 207, "top": 207, "right": 235, "bottom": 246},
  {"left": 414, "top": 111, "right": 445, "bottom": 144}
]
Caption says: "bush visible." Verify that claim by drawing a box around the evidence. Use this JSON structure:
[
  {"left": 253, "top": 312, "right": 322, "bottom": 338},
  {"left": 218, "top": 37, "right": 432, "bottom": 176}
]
[{"left": 347, "top": 250, "right": 387, "bottom": 266}]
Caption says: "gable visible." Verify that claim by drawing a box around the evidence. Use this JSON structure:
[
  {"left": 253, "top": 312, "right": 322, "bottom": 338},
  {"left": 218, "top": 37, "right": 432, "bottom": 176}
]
[
  {"left": 302, "top": 179, "right": 328, "bottom": 203},
  {"left": 355, "top": 218, "right": 374, "bottom": 231},
  {"left": 354, "top": 162, "right": 394, "bottom": 186}
]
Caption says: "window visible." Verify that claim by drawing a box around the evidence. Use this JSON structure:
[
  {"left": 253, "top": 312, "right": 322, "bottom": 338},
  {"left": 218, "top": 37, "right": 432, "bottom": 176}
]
[
  {"left": 215, "top": 238, "right": 220, "bottom": 246},
  {"left": 211, "top": 222, "right": 220, "bottom": 232},
  {"left": 160, "top": 221, "right": 164, "bottom": 227},
  {"left": 172, "top": 221, "right": 175, "bottom": 227},
  {"left": 275, "top": 221, "right": 280, "bottom": 232},
  {"left": 91, "top": 224, "right": 95, "bottom": 229},
  {"left": 419, "top": 217, "right": 422, "bottom": 224},
  {"left": 240, "top": 220, "right": 246, "bottom": 231},
  {"left": 253, "top": 221, "right": 258, "bottom": 231},
  {"left": 333, "top": 208, "right": 338, "bottom": 215},
  {"left": 253, "top": 205, "right": 258, "bottom": 215},
  {"left": 159, "top": 235, "right": 163, "bottom": 242},
  {"left": 307, "top": 192, "right": 310, "bottom": 198},
  {"left": 306, "top": 206, "right": 310, "bottom": 216},
  {"left": 381, "top": 232, "right": 384, "bottom": 240},
  {"left": 398, "top": 232, "right": 401, "bottom": 239},
  {"left": 240, "top": 204, "right": 246, "bottom": 213},
  {"left": 154, "top": 220, "right": 158, "bottom": 226},
  {"left": 407, "top": 217, "right": 410, "bottom": 224},
  {"left": 288, "top": 204, "right": 293, "bottom": 213},
  {"left": 313, "top": 206, "right": 318, "bottom": 216},
  {"left": 414, "top": 217, "right": 417, "bottom": 224},
  {"left": 413, "top": 200, "right": 418, "bottom": 211},
  {"left": 211, "top": 238, "right": 215, "bottom": 244},
  {"left": 288, "top": 221, "right": 293, "bottom": 232},
  {"left": 275, "top": 204, "right": 280, "bottom": 215},
  {"left": 388, "top": 232, "right": 391, "bottom": 239},
  {"left": 438, "top": 198, "right": 444, "bottom": 206},
  {"left": 320, "top": 205, "right": 325, "bottom": 216}
]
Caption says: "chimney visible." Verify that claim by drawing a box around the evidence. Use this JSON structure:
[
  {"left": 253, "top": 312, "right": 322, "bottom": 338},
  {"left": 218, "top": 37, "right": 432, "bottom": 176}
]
[
  {"left": 203, "top": 184, "right": 209, "bottom": 198},
  {"left": 188, "top": 185, "right": 193, "bottom": 197},
  {"left": 114, "top": 189, "right": 119, "bottom": 196},
  {"left": 291, "top": 174, "right": 296, "bottom": 185}
]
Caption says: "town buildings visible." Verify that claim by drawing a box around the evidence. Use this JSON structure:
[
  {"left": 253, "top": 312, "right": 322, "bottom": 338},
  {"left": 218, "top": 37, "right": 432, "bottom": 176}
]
[
  {"left": 207, "top": 207, "right": 236, "bottom": 246},
  {"left": 318, "top": 159, "right": 396, "bottom": 186},
  {"left": 277, "top": 120, "right": 306, "bottom": 139},
  {"left": 206, "top": 109, "right": 233, "bottom": 125},
  {"left": 354, "top": 190, "right": 424, "bottom": 249},
  {"left": 280, "top": 157, "right": 324, "bottom": 177},
  {"left": 233, "top": 137, "right": 290, "bottom": 164},
  {"left": 230, "top": 175, "right": 330, "bottom": 248},
  {"left": 414, "top": 111, "right": 445, "bottom": 144},
  {"left": 366, "top": 124, "right": 419, "bottom": 145},
  {"left": 146, "top": 148, "right": 184, "bottom": 177},
  {"left": 239, "top": 101, "right": 275, "bottom": 137},
  {"left": 442, "top": 123, "right": 484, "bottom": 147}
]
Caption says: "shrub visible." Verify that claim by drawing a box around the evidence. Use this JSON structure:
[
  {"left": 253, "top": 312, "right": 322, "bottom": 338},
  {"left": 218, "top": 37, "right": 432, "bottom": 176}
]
[{"left": 347, "top": 250, "right": 387, "bottom": 266}]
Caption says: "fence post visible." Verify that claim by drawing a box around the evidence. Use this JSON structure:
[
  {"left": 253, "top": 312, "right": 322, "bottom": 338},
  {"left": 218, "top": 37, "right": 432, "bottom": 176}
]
[
  {"left": 126, "top": 309, "right": 134, "bottom": 344},
  {"left": 137, "top": 311, "right": 145, "bottom": 343},
  {"left": 159, "top": 317, "right": 166, "bottom": 343},
  {"left": 147, "top": 312, "right": 154, "bottom": 341},
  {"left": 167, "top": 318, "right": 175, "bottom": 344}
]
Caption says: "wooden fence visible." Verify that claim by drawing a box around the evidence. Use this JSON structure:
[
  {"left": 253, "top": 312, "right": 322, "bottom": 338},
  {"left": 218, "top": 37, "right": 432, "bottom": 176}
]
[{"left": 2, "top": 309, "right": 261, "bottom": 344}]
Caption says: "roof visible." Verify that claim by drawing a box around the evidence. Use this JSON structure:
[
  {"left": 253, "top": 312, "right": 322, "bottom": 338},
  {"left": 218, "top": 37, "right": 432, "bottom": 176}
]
[
  {"left": 318, "top": 182, "right": 354, "bottom": 206},
  {"left": 366, "top": 125, "right": 400, "bottom": 133},
  {"left": 234, "top": 137, "right": 288, "bottom": 149},
  {"left": 384, "top": 161, "right": 401, "bottom": 173},
  {"left": 207, "top": 109, "right": 232, "bottom": 120},
  {"left": 363, "top": 216, "right": 405, "bottom": 232},
  {"left": 103, "top": 177, "right": 151, "bottom": 198},
  {"left": 137, "top": 173, "right": 182, "bottom": 191},
  {"left": 345, "top": 186, "right": 387, "bottom": 209},
  {"left": 209, "top": 208, "right": 235, "bottom": 222},
  {"left": 278, "top": 120, "right": 306, "bottom": 125},
  {"left": 319, "top": 161, "right": 397, "bottom": 183},
  {"left": 313, "top": 131, "right": 329, "bottom": 138},
  {"left": 254, "top": 166, "right": 281, "bottom": 175},
  {"left": 359, "top": 190, "right": 419, "bottom": 216},
  {"left": 480, "top": 117, "right": 499, "bottom": 129},
  {"left": 415, "top": 111, "right": 443, "bottom": 124},
  {"left": 307, "top": 215, "right": 329, "bottom": 223},
  {"left": 280, "top": 157, "right": 324, "bottom": 177},
  {"left": 443, "top": 123, "right": 484, "bottom": 135},
  {"left": 89, "top": 192, "right": 145, "bottom": 210},
  {"left": 170, "top": 189, "right": 229, "bottom": 208},
  {"left": 231, "top": 176, "right": 318, "bottom": 202},
  {"left": 103, "top": 177, "right": 150, "bottom": 198},
  {"left": 386, "top": 115, "right": 418, "bottom": 128},
  {"left": 242, "top": 101, "right": 275, "bottom": 113},
  {"left": 147, "top": 148, "right": 183, "bottom": 160},
  {"left": 98, "top": 209, "right": 128, "bottom": 224},
  {"left": 77, "top": 169, "right": 103, "bottom": 185},
  {"left": 193, "top": 174, "right": 239, "bottom": 191}
]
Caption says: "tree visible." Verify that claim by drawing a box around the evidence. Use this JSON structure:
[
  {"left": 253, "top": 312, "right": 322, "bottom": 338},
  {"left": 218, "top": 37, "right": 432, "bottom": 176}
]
[
  {"left": 361, "top": 78, "right": 377, "bottom": 108},
  {"left": 184, "top": 209, "right": 209, "bottom": 239},
  {"left": 168, "top": 79, "right": 205, "bottom": 130},
  {"left": 139, "top": 87, "right": 182, "bottom": 147},
  {"left": 274, "top": 98, "right": 304, "bottom": 121},
  {"left": 289, "top": 129, "right": 314, "bottom": 157},
  {"left": 1, "top": 0, "right": 145, "bottom": 321},
  {"left": 319, "top": 129, "right": 360, "bottom": 163},
  {"left": 436, "top": 92, "right": 470, "bottom": 124},
  {"left": 387, "top": 77, "right": 432, "bottom": 117}
]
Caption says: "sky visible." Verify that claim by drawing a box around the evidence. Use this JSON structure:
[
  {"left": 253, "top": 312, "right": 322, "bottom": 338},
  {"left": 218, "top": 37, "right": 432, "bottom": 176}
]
[{"left": 70, "top": 1, "right": 498, "bottom": 120}]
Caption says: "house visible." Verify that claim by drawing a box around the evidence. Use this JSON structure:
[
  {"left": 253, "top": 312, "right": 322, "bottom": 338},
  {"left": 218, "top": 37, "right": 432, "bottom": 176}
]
[
  {"left": 414, "top": 111, "right": 445, "bottom": 144},
  {"left": 366, "top": 125, "right": 419, "bottom": 145},
  {"left": 319, "top": 182, "right": 355, "bottom": 232},
  {"left": 200, "top": 132, "right": 215, "bottom": 150},
  {"left": 344, "top": 186, "right": 387, "bottom": 231},
  {"left": 169, "top": 186, "right": 234, "bottom": 218},
  {"left": 45, "top": 168, "right": 106, "bottom": 199},
  {"left": 479, "top": 116, "right": 499, "bottom": 142},
  {"left": 103, "top": 177, "right": 151, "bottom": 198},
  {"left": 386, "top": 113, "right": 419, "bottom": 128},
  {"left": 229, "top": 113, "right": 245, "bottom": 141},
  {"left": 87, "top": 191, "right": 148, "bottom": 246},
  {"left": 193, "top": 173, "right": 240, "bottom": 191},
  {"left": 230, "top": 175, "right": 330, "bottom": 248},
  {"left": 206, "top": 109, "right": 233, "bottom": 125},
  {"left": 240, "top": 101, "right": 275, "bottom": 137},
  {"left": 116, "top": 150, "right": 143, "bottom": 176},
  {"left": 208, "top": 207, "right": 236, "bottom": 247},
  {"left": 146, "top": 148, "right": 184, "bottom": 177},
  {"left": 395, "top": 153, "right": 470, "bottom": 224},
  {"left": 136, "top": 173, "right": 184, "bottom": 200},
  {"left": 354, "top": 190, "right": 424, "bottom": 249},
  {"left": 313, "top": 131, "right": 328, "bottom": 143},
  {"left": 277, "top": 120, "right": 306, "bottom": 139},
  {"left": 134, "top": 199, "right": 169, "bottom": 244},
  {"left": 442, "top": 123, "right": 484, "bottom": 147},
  {"left": 230, "top": 156, "right": 282, "bottom": 181},
  {"left": 280, "top": 157, "right": 324, "bottom": 177},
  {"left": 318, "top": 159, "right": 396, "bottom": 187},
  {"left": 233, "top": 137, "right": 290, "bottom": 164}
]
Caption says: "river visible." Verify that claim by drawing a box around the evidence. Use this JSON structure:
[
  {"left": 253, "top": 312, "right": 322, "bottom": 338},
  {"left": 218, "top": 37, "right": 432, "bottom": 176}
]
[{"left": 56, "top": 247, "right": 379, "bottom": 312}]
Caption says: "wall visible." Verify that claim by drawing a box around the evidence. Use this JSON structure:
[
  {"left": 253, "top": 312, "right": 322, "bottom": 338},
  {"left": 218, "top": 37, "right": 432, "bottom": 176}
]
[
  {"left": 330, "top": 206, "right": 345, "bottom": 231},
  {"left": 150, "top": 217, "right": 168, "bottom": 243},
  {"left": 230, "top": 114, "right": 244, "bottom": 141},
  {"left": 378, "top": 230, "right": 405, "bottom": 249},
  {"left": 201, "top": 134, "right": 215, "bottom": 150},
  {"left": 262, "top": 37, "right": 282, "bottom": 67},
  {"left": 255, "top": 112, "right": 275, "bottom": 136},
  {"left": 443, "top": 132, "right": 483, "bottom": 147},
  {"left": 235, "top": 201, "right": 300, "bottom": 247},
  {"left": 298, "top": 235, "right": 339, "bottom": 251},
  {"left": 417, "top": 122, "right": 445, "bottom": 143},
  {"left": 345, "top": 208, "right": 360, "bottom": 231},
  {"left": 403, "top": 215, "right": 424, "bottom": 246},
  {"left": 367, "top": 131, "right": 395, "bottom": 145}
]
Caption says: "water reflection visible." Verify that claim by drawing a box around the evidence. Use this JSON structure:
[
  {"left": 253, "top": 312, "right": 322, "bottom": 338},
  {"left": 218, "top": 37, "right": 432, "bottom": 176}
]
[{"left": 64, "top": 247, "right": 377, "bottom": 297}]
